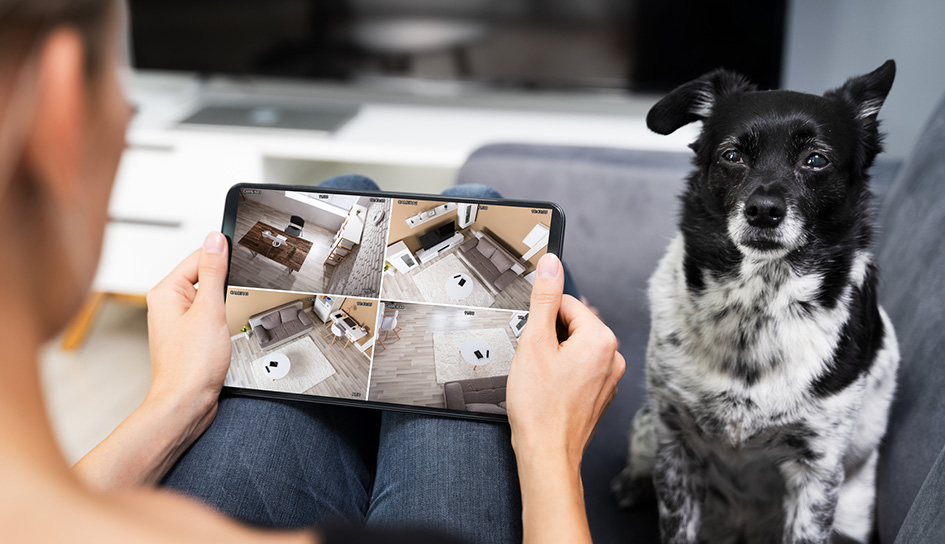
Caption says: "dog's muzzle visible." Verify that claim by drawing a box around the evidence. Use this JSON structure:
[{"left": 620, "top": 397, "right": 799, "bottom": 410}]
[{"left": 727, "top": 197, "right": 804, "bottom": 258}]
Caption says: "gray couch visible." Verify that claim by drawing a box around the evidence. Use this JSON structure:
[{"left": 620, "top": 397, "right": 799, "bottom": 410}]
[
  {"left": 248, "top": 300, "right": 315, "bottom": 351},
  {"left": 458, "top": 232, "right": 522, "bottom": 293},
  {"left": 456, "top": 90, "right": 945, "bottom": 543},
  {"left": 444, "top": 375, "right": 508, "bottom": 415}
]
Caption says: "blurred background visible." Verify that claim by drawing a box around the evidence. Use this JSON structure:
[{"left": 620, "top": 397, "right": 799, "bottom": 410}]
[{"left": 42, "top": 0, "right": 944, "bottom": 539}]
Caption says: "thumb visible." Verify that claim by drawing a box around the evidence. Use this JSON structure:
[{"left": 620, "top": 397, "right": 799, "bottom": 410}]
[
  {"left": 193, "top": 232, "right": 229, "bottom": 313},
  {"left": 525, "top": 253, "right": 565, "bottom": 337}
]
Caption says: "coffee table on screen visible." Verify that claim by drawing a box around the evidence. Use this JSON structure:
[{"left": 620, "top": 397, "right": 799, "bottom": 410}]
[
  {"left": 259, "top": 352, "right": 290, "bottom": 380},
  {"left": 445, "top": 273, "right": 474, "bottom": 301},
  {"left": 460, "top": 338, "right": 492, "bottom": 371}
]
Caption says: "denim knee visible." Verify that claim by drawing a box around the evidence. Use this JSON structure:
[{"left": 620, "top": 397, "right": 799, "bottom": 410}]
[
  {"left": 441, "top": 184, "right": 504, "bottom": 199},
  {"left": 318, "top": 175, "right": 381, "bottom": 192}
]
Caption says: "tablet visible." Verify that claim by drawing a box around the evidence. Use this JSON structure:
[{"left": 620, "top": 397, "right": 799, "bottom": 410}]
[{"left": 220, "top": 183, "right": 565, "bottom": 422}]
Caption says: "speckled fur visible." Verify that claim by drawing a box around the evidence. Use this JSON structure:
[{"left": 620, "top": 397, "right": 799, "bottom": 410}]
[{"left": 611, "top": 62, "right": 900, "bottom": 544}]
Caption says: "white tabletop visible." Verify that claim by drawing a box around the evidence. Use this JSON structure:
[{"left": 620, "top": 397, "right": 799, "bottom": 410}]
[
  {"left": 258, "top": 352, "right": 290, "bottom": 380},
  {"left": 330, "top": 311, "right": 367, "bottom": 343},
  {"left": 460, "top": 338, "right": 492, "bottom": 366},
  {"left": 445, "top": 273, "right": 474, "bottom": 301}
]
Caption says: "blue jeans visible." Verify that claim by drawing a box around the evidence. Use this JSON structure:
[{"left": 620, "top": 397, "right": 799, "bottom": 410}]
[
  {"left": 163, "top": 176, "right": 576, "bottom": 543},
  {"left": 163, "top": 399, "right": 521, "bottom": 543}
]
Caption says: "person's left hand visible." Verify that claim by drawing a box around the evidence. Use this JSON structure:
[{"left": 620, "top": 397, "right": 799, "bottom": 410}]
[{"left": 144, "top": 232, "right": 231, "bottom": 439}]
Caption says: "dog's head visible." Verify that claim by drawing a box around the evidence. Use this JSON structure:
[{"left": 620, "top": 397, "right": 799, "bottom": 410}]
[{"left": 650, "top": 61, "right": 895, "bottom": 261}]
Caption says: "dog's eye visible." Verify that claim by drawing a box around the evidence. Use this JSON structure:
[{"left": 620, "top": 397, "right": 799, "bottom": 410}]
[
  {"left": 804, "top": 153, "right": 829, "bottom": 169},
  {"left": 722, "top": 150, "right": 744, "bottom": 164}
]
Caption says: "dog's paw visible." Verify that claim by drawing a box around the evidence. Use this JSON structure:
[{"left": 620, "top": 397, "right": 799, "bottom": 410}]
[{"left": 610, "top": 468, "right": 655, "bottom": 509}]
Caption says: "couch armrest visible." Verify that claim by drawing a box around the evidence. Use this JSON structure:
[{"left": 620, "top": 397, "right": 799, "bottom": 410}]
[
  {"left": 459, "top": 237, "right": 479, "bottom": 253},
  {"left": 298, "top": 309, "right": 314, "bottom": 326},
  {"left": 443, "top": 382, "right": 467, "bottom": 410},
  {"left": 493, "top": 269, "right": 518, "bottom": 292}
]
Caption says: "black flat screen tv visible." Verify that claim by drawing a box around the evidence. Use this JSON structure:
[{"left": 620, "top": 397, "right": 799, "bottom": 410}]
[
  {"left": 419, "top": 221, "right": 455, "bottom": 251},
  {"left": 127, "top": 0, "right": 786, "bottom": 92}
]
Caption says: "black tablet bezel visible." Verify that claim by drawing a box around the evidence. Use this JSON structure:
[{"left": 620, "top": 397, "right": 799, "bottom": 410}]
[{"left": 220, "top": 182, "right": 566, "bottom": 423}]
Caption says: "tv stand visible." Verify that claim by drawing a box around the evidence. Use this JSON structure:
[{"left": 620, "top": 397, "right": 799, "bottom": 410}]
[{"left": 416, "top": 232, "right": 464, "bottom": 264}]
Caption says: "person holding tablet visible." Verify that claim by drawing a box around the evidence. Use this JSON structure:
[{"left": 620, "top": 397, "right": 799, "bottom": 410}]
[{"left": 0, "top": 1, "right": 624, "bottom": 542}]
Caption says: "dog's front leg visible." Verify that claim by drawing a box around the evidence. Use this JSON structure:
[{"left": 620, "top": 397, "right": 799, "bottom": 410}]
[
  {"left": 780, "top": 457, "right": 844, "bottom": 544},
  {"left": 654, "top": 411, "right": 703, "bottom": 544}
]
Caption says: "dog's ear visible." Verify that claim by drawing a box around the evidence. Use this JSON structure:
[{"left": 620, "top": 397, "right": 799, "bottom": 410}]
[
  {"left": 824, "top": 60, "right": 896, "bottom": 123},
  {"left": 646, "top": 69, "right": 756, "bottom": 135},
  {"left": 824, "top": 60, "right": 896, "bottom": 171}
]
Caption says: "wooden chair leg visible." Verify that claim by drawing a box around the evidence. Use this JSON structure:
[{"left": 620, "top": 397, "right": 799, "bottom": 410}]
[
  {"left": 377, "top": 338, "right": 386, "bottom": 351},
  {"left": 61, "top": 292, "right": 108, "bottom": 351},
  {"left": 393, "top": 328, "right": 401, "bottom": 340},
  {"left": 343, "top": 338, "right": 350, "bottom": 349}
]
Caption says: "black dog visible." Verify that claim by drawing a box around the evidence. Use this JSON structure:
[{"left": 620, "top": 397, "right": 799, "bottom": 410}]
[{"left": 611, "top": 61, "right": 901, "bottom": 544}]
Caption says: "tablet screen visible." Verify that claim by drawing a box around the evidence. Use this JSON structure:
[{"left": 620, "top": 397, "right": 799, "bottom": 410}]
[{"left": 222, "top": 184, "right": 563, "bottom": 420}]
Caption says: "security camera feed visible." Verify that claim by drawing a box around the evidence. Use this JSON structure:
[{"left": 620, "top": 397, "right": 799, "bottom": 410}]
[{"left": 224, "top": 187, "right": 555, "bottom": 415}]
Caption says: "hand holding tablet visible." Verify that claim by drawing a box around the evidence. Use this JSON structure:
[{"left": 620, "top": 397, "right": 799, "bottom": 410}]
[{"left": 220, "top": 183, "right": 566, "bottom": 421}]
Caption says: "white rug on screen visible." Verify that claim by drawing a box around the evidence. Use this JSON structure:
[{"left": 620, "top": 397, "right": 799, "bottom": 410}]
[{"left": 432, "top": 328, "right": 514, "bottom": 384}]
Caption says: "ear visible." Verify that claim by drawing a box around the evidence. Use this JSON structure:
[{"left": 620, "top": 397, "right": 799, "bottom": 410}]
[
  {"left": 23, "top": 28, "right": 86, "bottom": 202},
  {"left": 824, "top": 60, "right": 896, "bottom": 122},
  {"left": 646, "top": 69, "right": 756, "bottom": 135}
]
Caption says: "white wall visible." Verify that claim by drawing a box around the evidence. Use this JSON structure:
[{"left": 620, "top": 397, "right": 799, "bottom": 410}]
[
  {"left": 244, "top": 191, "right": 346, "bottom": 231},
  {"left": 783, "top": 0, "right": 945, "bottom": 158}
]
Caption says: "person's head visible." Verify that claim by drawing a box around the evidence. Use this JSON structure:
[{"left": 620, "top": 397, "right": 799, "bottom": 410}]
[{"left": 0, "top": 0, "right": 130, "bottom": 339}]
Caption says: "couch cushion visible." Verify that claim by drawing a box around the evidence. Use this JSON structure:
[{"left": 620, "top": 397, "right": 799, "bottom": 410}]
[
  {"left": 281, "top": 317, "right": 307, "bottom": 336},
  {"left": 254, "top": 327, "right": 270, "bottom": 344},
  {"left": 476, "top": 237, "right": 498, "bottom": 258},
  {"left": 259, "top": 313, "right": 281, "bottom": 330},
  {"left": 458, "top": 144, "right": 695, "bottom": 543},
  {"left": 268, "top": 323, "right": 289, "bottom": 340},
  {"left": 279, "top": 307, "right": 297, "bottom": 323},
  {"left": 875, "top": 90, "right": 945, "bottom": 544},
  {"left": 465, "top": 403, "right": 507, "bottom": 415},
  {"left": 489, "top": 249, "right": 513, "bottom": 273},
  {"left": 464, "top": 250, "right": 500, "bottom": 283}
]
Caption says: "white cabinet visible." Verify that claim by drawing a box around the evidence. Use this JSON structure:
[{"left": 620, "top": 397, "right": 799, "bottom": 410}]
[
  {"left": 386, "top": 241, "right": 419, "bottom": 274},
  {"left": 457, "top": 203, "right": 478, "bottom": 228},
  {"left": 312, "top": 295, "right": 335, "bottom": 323}
]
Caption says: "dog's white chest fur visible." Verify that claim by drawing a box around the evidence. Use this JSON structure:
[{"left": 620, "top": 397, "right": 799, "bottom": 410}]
[
  {"left": 646, "top": 235, "right": 867, "bottom": 446},
  {"left": 629, "top": 233, "right": 899, "bottom": 543}
]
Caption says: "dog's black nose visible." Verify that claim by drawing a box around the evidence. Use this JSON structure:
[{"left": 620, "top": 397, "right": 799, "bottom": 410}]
[{"left": 744, "top": 193, "right": 786, "bottom": 228}]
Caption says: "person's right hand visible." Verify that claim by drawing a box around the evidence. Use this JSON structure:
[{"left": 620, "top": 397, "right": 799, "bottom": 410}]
[
  {"left": 507, "top": 253, "right": 624, "bottom": 544},
  {"left": 507, "top": 253, "right": 625, "bottom": 468}
]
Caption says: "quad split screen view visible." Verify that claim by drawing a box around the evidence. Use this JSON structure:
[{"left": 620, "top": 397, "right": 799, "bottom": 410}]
[{"left": 224, "top": 187, "right": 553, "bottom": 415}]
